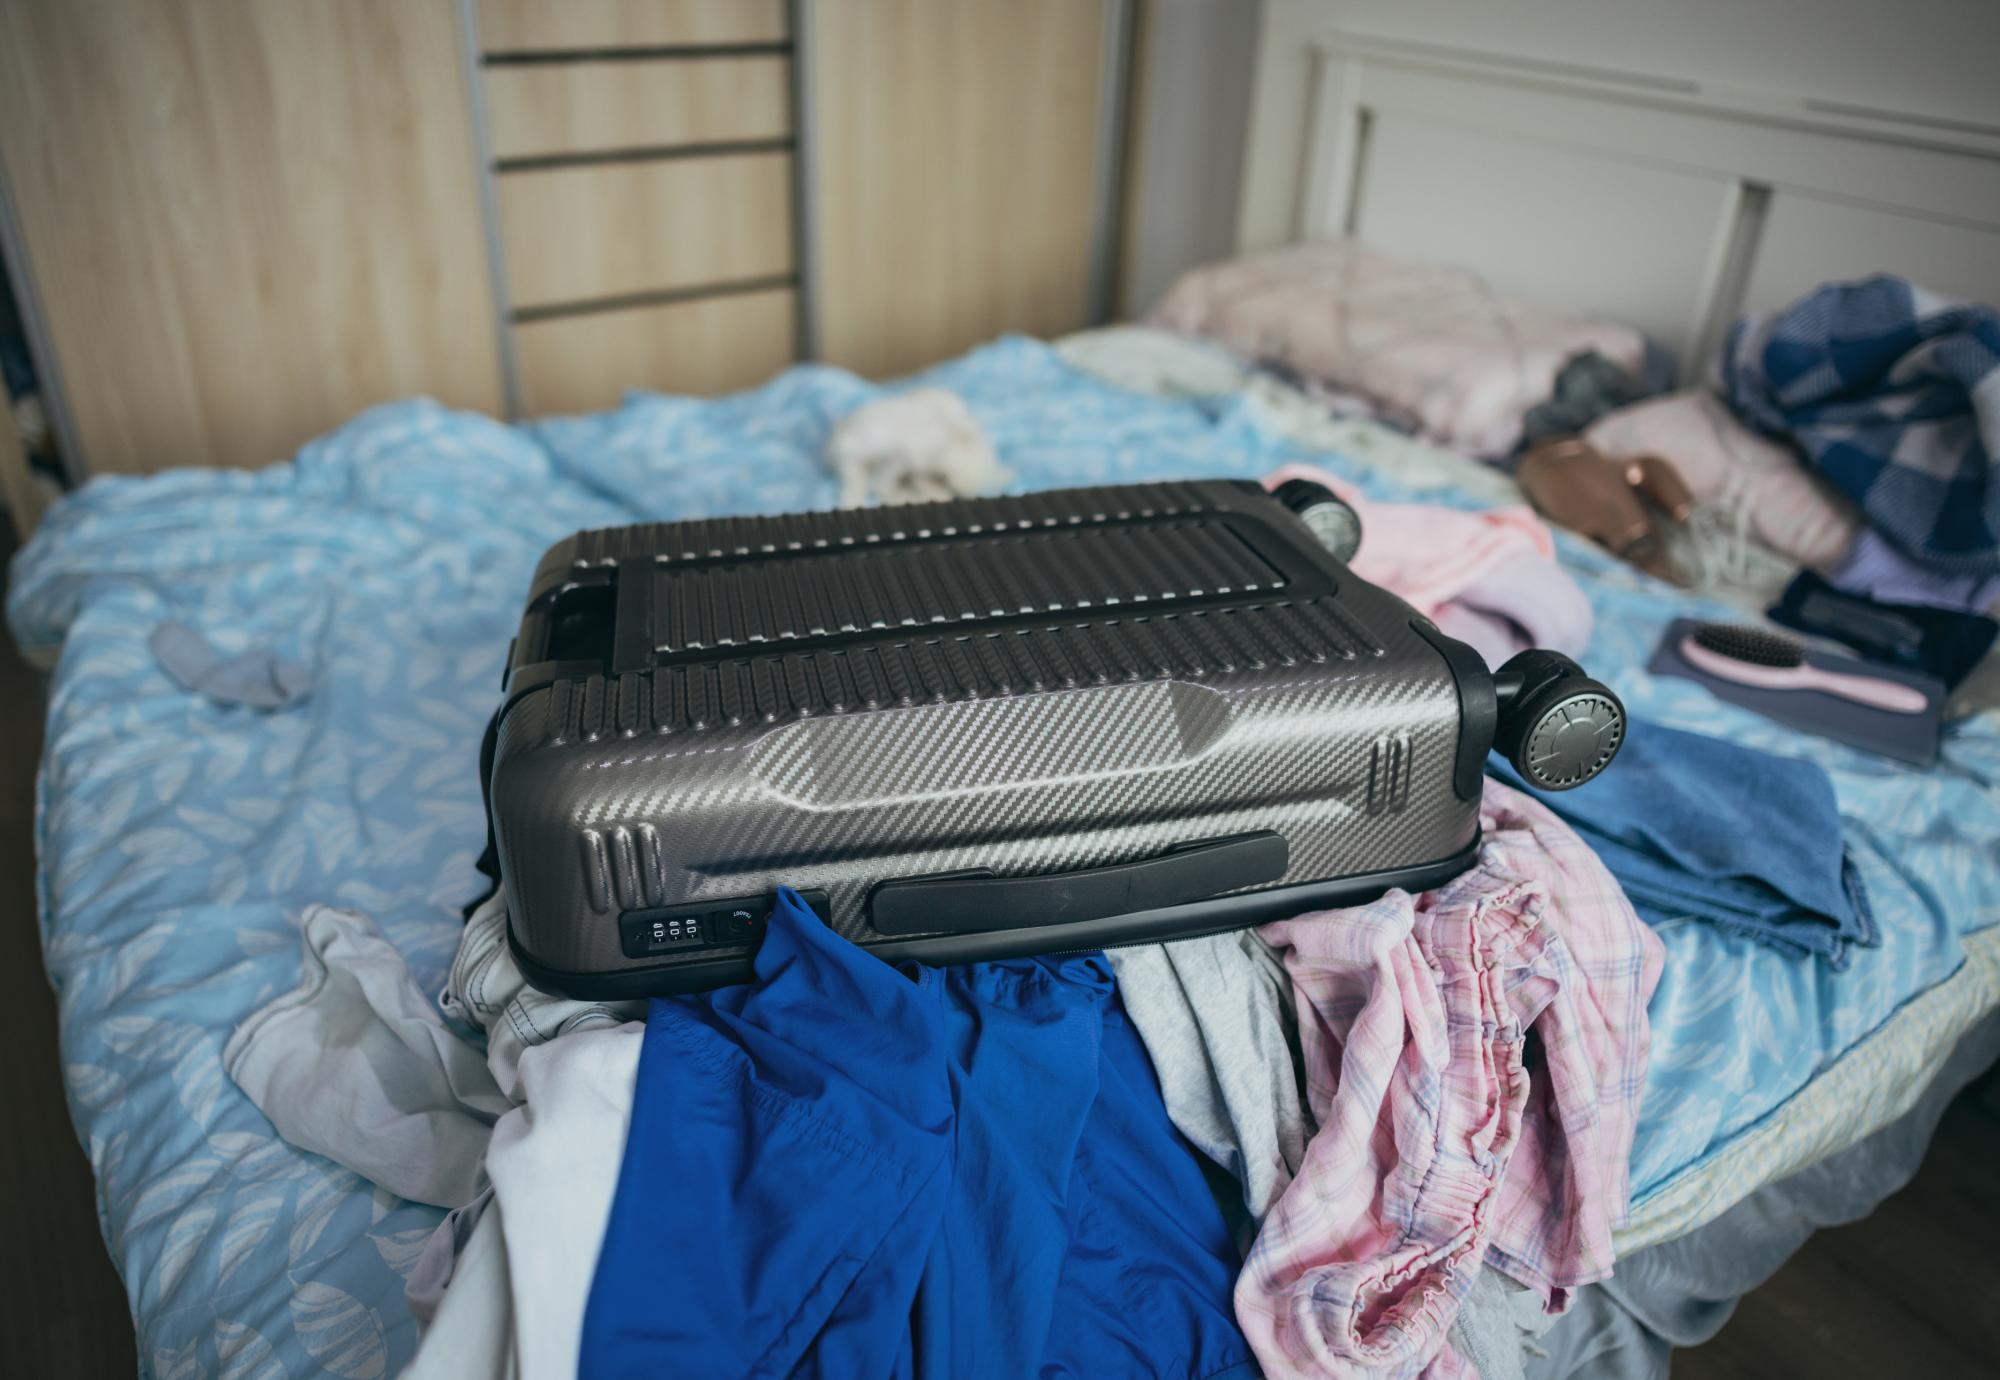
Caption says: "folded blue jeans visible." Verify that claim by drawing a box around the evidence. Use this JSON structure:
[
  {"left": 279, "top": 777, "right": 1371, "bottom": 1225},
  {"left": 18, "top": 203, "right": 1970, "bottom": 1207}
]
[{"left": 1490, "top": 718, "right": 1875, "bottom": 966}]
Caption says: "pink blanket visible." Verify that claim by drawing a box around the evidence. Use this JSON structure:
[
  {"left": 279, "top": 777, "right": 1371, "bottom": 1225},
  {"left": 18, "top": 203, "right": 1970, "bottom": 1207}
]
[{"left": 1153, "top": 240, "right": 1647, "bottom": 457}]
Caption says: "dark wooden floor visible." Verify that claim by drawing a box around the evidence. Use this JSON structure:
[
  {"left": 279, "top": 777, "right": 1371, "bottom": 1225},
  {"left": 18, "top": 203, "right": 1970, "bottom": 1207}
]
[
  {"left": 1, "top": 522, "right": 137, "bottom": 1375},
  {"left": 1674, "top": 1084, "right": 2000, "bottom": 1379},
  {"left": 0, "top": 516, "right": 1995, "bottom": 1378}
]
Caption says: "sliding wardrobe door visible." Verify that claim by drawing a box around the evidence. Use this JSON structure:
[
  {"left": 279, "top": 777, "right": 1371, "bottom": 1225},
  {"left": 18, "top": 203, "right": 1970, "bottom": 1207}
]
[
  {"left": 472, "top": 0, "right": 804, "bottom": 415},
  {"left": 0, "top": 0, "right": 505, "bottom": 475},
  {"left": 807, "top": 0, "right": 1120, "bottom": 378}
]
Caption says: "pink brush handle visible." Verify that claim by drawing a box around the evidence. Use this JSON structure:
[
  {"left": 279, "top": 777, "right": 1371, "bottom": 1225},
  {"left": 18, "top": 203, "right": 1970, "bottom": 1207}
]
[{"left": 1680, "top": 638, "right": 1929, "bottom": 714}]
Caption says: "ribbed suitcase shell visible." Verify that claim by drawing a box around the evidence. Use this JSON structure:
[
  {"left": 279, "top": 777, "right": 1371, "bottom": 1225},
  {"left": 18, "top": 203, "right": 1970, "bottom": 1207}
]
[{"left": 489, "top": 479, "right": 1486, "bottom": 996}]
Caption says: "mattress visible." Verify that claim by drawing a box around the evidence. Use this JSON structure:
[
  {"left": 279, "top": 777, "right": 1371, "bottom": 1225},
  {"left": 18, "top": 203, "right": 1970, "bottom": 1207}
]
[{"left": 9, "top": 331, "right": 1998, "bottom": 1377}]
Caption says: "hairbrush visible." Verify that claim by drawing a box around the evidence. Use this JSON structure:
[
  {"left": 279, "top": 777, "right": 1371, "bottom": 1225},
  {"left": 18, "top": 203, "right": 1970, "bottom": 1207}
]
[{"left": 1679, "top": 623, "right": 1928, "bottom": 714}]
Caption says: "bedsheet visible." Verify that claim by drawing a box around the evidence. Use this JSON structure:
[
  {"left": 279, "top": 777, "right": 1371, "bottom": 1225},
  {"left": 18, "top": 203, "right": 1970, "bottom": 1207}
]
[{"left": 9, "top": 334, "right": 1999, "bottom": 1377}]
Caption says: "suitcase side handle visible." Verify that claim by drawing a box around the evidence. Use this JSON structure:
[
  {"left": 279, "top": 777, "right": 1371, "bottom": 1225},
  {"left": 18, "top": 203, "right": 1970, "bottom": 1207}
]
[{"left": 867, "top": 832, "right": 1289, "bottom": 936}]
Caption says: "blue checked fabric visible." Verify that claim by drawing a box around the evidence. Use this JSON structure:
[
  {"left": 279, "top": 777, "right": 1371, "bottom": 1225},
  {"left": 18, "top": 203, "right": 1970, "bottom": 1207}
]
[{"left": 1723, "top": 275, "right": 2000, "bottom": 575}]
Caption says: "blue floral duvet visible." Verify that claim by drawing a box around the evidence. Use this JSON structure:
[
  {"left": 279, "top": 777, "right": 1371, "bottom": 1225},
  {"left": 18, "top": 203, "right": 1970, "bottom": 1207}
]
[{"left": 9, "top": 337, "right": 1997, "bottom": 1376}]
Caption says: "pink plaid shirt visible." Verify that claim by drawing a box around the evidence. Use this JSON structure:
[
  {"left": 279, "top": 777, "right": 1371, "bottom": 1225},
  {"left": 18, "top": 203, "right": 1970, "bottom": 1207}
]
[{"left": 1237, "top": 780, "right": 1663, "bottom": 1379}]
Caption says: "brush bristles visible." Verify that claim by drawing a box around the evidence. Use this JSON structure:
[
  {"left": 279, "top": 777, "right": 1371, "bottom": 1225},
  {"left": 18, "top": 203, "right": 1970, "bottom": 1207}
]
[{"left": 1691, "top": 623, "right": 1805, "bottom": 668}]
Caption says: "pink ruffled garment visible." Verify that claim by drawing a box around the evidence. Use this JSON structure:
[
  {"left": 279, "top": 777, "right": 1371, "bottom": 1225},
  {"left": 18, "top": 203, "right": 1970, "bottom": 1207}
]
[
  {"left": 1264, "top": 463, "right": 1553, "bottom": 616},
  {"left": 1236, "top": 782, "right": 1664, "bottom": 1380},
  {"left": 1263, "top": 465, "right": 1593, "bottom": 666}
]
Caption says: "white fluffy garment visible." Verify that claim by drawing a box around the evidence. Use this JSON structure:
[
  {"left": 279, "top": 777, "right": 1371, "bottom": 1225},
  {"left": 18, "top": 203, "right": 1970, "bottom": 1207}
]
[{"left": 827, "top": 388, "right": 1007, "bottom": 507}]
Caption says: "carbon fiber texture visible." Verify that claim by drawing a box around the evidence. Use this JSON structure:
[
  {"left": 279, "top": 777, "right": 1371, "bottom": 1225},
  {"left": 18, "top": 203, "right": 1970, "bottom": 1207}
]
[{"left": 492, "top": 480, "right": 1483, "bottom": 978}]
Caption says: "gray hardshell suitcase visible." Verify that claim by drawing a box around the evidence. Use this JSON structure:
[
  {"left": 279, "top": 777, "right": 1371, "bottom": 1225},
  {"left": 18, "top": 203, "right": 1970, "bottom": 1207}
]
[{"left": 487, "top": 478, "right": 1624, "bottom": 998}]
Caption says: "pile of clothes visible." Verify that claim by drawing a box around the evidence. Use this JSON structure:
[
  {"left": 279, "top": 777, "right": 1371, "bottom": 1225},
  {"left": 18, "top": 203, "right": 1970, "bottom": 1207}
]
[
  {"left": 231, "top": 785, "right": 1666, "bottom": 1380},
  {"left": 1151, "top": 247, "right": 1998, "bottom": 705},
  {"left": 219, "top": 467, "right": 1883, "bottom": 1378},
  {"left": 1562, "top": 277, "right": 2000, "bottom": 693}
]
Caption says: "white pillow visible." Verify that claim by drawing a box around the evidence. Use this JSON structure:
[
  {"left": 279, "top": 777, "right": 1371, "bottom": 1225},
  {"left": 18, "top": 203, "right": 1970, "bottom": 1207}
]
[{"left": 1584, "top": 389, "right": 1859, "bottom": 571}]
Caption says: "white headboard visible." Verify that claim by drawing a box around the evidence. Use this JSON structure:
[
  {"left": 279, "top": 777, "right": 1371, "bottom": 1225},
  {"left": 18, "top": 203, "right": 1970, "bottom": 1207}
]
[{"left": 1234, "top": 0, "right": 2000, "bottom": 379}]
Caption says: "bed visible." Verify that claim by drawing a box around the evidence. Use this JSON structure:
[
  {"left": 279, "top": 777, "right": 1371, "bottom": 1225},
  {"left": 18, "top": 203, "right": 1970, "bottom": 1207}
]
[
  {"left": 9, "top": 323, "right": 1999, "bottom": 1376},
  {"left": 14, "top": 12, "right": 2000, "bottom": 1370}
]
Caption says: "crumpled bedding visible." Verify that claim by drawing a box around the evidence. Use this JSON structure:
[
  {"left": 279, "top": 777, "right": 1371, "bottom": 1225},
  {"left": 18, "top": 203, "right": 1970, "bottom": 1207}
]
[
  {"left": 9, "top": 332, "right": 2000, "bottom": 1377},
  {"left": 1148, "top": 239, "right": 1649, "bottom": 456}
]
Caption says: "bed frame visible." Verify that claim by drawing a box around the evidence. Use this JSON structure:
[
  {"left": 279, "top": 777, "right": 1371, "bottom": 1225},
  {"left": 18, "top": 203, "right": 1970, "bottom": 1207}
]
[{"left": 1234, "top": 1, "right": 2000, "bottom": 378}]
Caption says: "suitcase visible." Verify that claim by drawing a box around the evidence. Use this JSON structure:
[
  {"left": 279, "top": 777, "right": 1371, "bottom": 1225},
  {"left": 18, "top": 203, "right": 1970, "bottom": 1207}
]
[{"left": 486, "top": 478, "right": 1624, "bottom": 998}]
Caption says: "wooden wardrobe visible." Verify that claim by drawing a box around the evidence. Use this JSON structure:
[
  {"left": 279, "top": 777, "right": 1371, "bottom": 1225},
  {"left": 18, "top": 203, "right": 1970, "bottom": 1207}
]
[{"left": 0, "top": 0, "right": 1127, "bottom": 507}]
